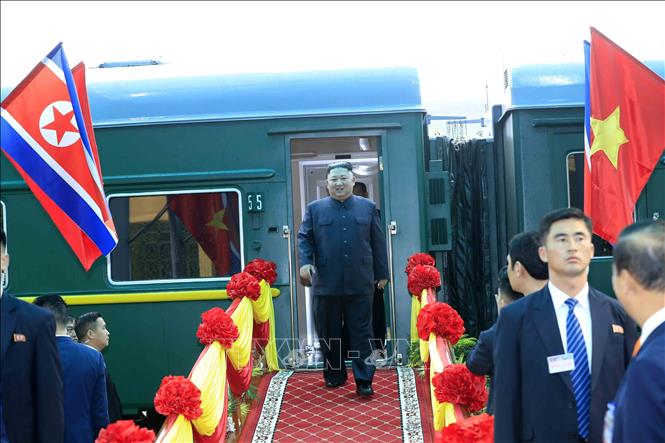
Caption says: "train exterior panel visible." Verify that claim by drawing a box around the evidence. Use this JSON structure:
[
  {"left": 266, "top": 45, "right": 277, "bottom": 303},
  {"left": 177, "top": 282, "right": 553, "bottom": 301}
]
[{"left": 1, "top": 66, "right": 430, "bottom": 413}]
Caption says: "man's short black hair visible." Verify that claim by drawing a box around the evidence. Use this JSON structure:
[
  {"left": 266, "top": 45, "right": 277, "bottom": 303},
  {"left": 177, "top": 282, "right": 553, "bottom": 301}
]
[
  {"left": 326, "top": 161, "right": 353, "bottom": 176},
  {"left": 539, "top": 207, "right": 593, "bottom": 244},
  {"left": 33, "top": 295, "right": 68, "bottom": 326},
  {"left": 509, "top": 231, "right": 549, "bottom": 280},
  {"left": 0, "top": 228, "right": 6, "bottom": 252},
  {"left": 75, "top": 312, "right": 103, "bottom": 341},
  {"left": 614, "top": 220, "right": 665, "bottom": 291},
  {"left": 498, "top": 266, "right": 523, "bottom": 302},
  {"left": 353, "top": 181, "right": 368, "bottom": 198}
]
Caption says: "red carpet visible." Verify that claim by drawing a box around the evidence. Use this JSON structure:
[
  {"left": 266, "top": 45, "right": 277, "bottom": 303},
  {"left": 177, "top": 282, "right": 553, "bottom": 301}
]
[{"left": 250, "top": 368, "right": 426, "bottom": 442}]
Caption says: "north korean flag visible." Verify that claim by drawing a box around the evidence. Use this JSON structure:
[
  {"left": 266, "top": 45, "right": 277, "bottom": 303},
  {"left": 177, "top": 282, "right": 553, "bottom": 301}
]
[{"left": 1, "top": 43, "right": 117, "bottom": 270}]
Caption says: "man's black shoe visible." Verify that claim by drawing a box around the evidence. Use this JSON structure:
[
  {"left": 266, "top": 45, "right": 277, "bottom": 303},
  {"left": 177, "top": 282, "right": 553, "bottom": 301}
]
[
  {"left": 356, "top": 384, "right": 374, "bottom": 396},
  {"left": 325, "top": 380, "right": 345, "bottom": 388}
]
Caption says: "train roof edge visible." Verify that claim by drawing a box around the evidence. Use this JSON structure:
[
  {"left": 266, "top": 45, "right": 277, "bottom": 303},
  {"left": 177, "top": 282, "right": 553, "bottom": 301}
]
[
  {"left": 502, "top": 60, "right": 665, "bottom": 112},
  {"left": 1, "top": 65, "right": 424, "bottom": 127}
]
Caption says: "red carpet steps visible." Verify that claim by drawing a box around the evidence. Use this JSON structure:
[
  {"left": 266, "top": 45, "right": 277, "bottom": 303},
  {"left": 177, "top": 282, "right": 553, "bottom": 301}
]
[{"left": 249, "top": 368, "right": 426, "bottom": 442}]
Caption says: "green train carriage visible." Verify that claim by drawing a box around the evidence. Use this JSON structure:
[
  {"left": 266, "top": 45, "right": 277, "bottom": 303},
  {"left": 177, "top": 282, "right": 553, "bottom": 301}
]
[
  {"left": 1, "top": 65, "right": 435, "bottom": 415},
  {"left": 2, "top": 60, "right": 663, "bottom": 417}
]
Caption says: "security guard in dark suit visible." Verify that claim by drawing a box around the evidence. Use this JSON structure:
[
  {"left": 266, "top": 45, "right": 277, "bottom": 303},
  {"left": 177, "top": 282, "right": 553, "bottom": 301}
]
[
  {"left": 298, "top": 161, "right": 389, "bottom": 396},
  {"left": 0, "top": 229, "right": 65, "bottom": 443},
  {"left": 493, "top": 208, "right": 638, "bottom": 443}
]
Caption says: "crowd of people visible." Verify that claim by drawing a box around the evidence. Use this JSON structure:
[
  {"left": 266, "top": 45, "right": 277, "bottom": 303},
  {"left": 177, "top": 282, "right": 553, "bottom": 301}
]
[
  {"left": 0, "top": 228, "right": 122, "bottom": 443},
  {"left": 465, "top": 208, "right": 664, "bottom": 443}
]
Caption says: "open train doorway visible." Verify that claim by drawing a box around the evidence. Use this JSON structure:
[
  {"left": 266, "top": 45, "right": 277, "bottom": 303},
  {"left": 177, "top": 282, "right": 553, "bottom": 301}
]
[{"left": 289, "top": 134, "right": 387, "bottom": 368}]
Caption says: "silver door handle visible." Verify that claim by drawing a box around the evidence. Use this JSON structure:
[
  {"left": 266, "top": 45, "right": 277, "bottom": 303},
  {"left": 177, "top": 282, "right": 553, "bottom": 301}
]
[
  {"left": 283, "top": 225, "right": 297, "bottom": 361},
  {"left": 386, "top": 220, "right": 398, "bottom": 363}
]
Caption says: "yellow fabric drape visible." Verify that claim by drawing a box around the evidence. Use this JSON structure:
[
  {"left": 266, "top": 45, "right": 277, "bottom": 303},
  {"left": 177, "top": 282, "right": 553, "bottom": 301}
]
[
  {"left": 227, "top": 297, "right": 253, "bottom": 370},
  {"left": 252, "top": 280, "right": 272, "bottom": 323},
  {"left": 252, "top": 280, "right": 280, "bottom": 370},
  {"left": 419, "top": 289, "right": 430, "bottom": 364},
  {"left": 190, "top": 342, "right": 227, "bottom": 436},
  {"left": 429, "top": 333, "right": 458, "bottom": 431},
  {"left": 410, "top": 295, "right": 420, "bottom": 345},
  {"left": 264, "top": 296, "right": 279, "bottom": 370},
  {"left": 155, "top": 415, "right": 193, "bottom": 443}
]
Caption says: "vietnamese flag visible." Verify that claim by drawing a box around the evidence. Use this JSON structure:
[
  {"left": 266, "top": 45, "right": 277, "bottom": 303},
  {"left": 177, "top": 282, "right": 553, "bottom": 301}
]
[
  {"left": 168, "top": 192, "right": 234, "bottom": 276},
  {"left": 584, "top": 27, "right": 665, "bottom": 244}
]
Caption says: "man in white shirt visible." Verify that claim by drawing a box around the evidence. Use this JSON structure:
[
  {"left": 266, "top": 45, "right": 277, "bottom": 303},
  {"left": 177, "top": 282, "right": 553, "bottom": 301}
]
[
  {"left": 494, "top": 208, "right": 638, "bottom": 443},
  {"left": 605, "top": 220, "right": 665, "bottom": 443}
]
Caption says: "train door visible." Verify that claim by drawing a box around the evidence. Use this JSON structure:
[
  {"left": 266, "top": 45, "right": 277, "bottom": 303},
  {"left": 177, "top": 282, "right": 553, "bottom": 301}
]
[{"left": 286, "top": 133, "right": 392, "bottom": 368}]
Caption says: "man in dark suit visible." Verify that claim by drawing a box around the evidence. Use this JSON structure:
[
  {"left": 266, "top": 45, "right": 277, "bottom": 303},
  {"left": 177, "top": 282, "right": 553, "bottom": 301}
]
[
  {"left": 34, "top": 295, "right": 109, "bottom": 443},
  {"left": 0, "top": 229, "right": 65, "bottom": 443},
  {"left": 494, "top": 208, "right": 638, "bottom": 443},
  {"left": 506, "top": 230, "right": 549, "bottom": 296},
  {"left": 352, "top": 181, "right": 386, "bottom": 349},
  {"left": 76, "top": 312, "right": 123, "bottom": 423},
  {"left": 606, "top": 221, "right": 665, "bottom": 443},
  {"left": 466, "top": 266, "right": 523, "bottom": 414},
  {"left": 298, "top": 161, "right": 389, "bottom": 396}
]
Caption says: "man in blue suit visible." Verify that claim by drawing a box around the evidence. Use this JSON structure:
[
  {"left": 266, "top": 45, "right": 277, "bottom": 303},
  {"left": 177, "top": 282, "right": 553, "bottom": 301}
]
[
  {"left": 298, "top": 161, "right": 389, "bottom": 396},
  {"left": 34, "top": 295, "right": 109, "bottom": 443},
  {"left": 494, "top": 208, "right": 638, "bottom": 443},
  {"left": 605, "top": 221, "right": 665, "bottom": 443},
  {"left": 0, "top": 229, "right": 65, "bottom": 443},
  {"left": 466, "top": 266, "right": 523, "bottom": 414}
]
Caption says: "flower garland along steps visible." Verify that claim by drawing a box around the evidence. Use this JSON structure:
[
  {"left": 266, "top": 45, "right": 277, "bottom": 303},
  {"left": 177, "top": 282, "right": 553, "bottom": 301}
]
[
  {"left": 405, "top": 253, "right": 436, "bottom": 344},
  {"left": 406, "top": 252, "right": 493, "bottom": 442},
  {"left": 89, "top": 258, "right": 282, "bottom": 443}
]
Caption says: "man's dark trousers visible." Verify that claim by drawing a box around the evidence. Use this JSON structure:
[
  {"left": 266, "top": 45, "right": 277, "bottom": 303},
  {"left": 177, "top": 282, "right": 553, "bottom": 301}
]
[{"left": 314, "top": 294, "right": 376, "bottom": 385}]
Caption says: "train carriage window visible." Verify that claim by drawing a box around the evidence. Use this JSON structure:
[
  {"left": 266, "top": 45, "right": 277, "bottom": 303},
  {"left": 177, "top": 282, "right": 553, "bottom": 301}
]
[
  {"left": 108, "top": 189, "right": 243, "bottom": 284},
  {"left": 566, "top": 152, "right": 614, "bottom": 257}
]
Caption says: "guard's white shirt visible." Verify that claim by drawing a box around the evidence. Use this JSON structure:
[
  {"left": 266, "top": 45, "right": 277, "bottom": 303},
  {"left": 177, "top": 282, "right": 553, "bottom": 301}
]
[
  {"left": 549, "top": 281, "right": 593, "bottom": 372},
  {"left": 640, "top": 307, "right": 665, "bottom": 344}
]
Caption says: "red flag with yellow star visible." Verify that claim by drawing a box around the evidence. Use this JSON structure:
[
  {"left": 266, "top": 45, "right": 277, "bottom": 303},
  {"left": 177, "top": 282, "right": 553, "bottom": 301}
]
[
  {"left": 585, "top": 27, "right": 665, "bottom": 244},
  {"left": 167, "top": 192, "right": 241, "bottom": 276}
]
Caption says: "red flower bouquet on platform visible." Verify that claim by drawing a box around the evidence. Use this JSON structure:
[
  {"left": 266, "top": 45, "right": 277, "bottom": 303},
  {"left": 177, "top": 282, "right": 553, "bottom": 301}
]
[
  {"left": 436, "top": 413, "right": 494, "bottom": 443},
  {"left": 196, "top": 307, "right": 239, "bottom": 347},
  {"left": 243, "top": 258, "right": 277, "bottom": 285},
  {"left": 432, "top": 364, "right": 488, "bottom": 413},
  {"left": 405, "top": 252, "right": 435, "bottom": 275},
  {"left": 95, "top": 420, "right": 155, "bottom": 443},
  {"left": 226, "top": 272, "right": 261, "bottom": 301},
  {"left": 407, "top": 264, "right": 441, "bottom": 296},
  {"left": 416, "top": 301, "right": 465, "bottom": 344},
  {"left": 154, "top": 375, "right": 203, "bottom": 421}
]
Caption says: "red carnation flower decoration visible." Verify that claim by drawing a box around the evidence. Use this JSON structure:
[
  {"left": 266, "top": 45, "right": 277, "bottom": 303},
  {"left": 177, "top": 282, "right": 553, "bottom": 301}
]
[
  {"left": 196, "top": 307, "right": 239, "bottom": 347},
  {"left": 436, "top": 413, "right": 494, "bottom": 443},
  {"left": 154, "top": 375, "right": 202, "bottom": 421},
  {"left": 432, "top": 364, "right": 488, "bottom": 413},
  {"left": 226, "top": 272, "right": 261, "bottom": 300},
  {"left": 416, "top": 302, "right": 465, "bottom": 344},
  {"left": 95, "top": 420, "right": 155, "bottom": 443},
  {"left": 405, "top": 252, "right": 435, "bottom": 275},
  {"left": 407, "top": 265, "right": 441, "bottom": 296},
  {"left": 243, "top": 258, "right": 277, "bottom": 285}
]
